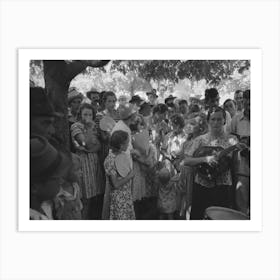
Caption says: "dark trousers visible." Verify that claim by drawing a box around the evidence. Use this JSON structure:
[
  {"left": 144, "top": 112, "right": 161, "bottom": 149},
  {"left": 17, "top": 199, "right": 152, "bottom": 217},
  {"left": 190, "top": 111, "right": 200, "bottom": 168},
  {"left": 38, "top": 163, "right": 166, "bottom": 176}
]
[
  {"left": 82, "top": 194, "right": 104, "bottom": 220},
  {"left": 133, "top": 197, "right": 159, "bottom": 220},
  {"left": 190, "top": 183, "right": 230, "bottom": 220}
]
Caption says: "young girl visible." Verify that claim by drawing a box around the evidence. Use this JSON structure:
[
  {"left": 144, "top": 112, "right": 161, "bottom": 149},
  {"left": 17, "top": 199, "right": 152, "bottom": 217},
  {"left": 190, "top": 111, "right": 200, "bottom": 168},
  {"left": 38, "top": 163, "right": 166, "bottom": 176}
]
[
  {"left": 157, "top": 168, "right": 181, "bottom": 220},
  {"left": 53, "top": 153, "right": 83, "bottom": 220},
  {"left": 71, "top": 103, "right": 103, "bottom": 220},
  {"left": 104, "top": 130, "right": 135, "bottom": 220}
]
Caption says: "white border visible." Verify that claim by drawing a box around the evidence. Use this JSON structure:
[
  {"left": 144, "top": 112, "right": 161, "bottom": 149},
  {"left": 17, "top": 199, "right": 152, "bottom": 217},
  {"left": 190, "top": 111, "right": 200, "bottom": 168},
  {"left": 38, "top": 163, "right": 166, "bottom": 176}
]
[{"left": 19, "top": 48, "right": 262, "bottom": 232}]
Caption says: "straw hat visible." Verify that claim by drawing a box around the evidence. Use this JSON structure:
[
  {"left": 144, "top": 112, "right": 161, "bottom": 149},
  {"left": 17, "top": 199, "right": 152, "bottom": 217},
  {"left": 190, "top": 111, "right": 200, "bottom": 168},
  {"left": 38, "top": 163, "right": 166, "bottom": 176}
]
[{"left": 68, "top": 87, "right": 84, "bottom": 104}]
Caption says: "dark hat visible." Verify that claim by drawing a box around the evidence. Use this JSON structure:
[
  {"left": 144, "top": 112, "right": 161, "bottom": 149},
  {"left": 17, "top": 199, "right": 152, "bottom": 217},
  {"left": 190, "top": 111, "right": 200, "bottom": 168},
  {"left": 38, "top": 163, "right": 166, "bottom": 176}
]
[
  {"left": 30, "top": 135, "right": 71, "bottom": 180},
  {"left": 129, "top": 95, "right": 144, "bottom": 105},
  {"left": 164, "top": 95, "right": 176, "bottom": 104},
  {"left": 205, "top": 88, "right": 219, "bottom": 101},
  {"left": 30, "top": 87, "right": 62, "bottom": 118},
  {"left": 146, "top": 91, "right": 158, "bottom": 98}
]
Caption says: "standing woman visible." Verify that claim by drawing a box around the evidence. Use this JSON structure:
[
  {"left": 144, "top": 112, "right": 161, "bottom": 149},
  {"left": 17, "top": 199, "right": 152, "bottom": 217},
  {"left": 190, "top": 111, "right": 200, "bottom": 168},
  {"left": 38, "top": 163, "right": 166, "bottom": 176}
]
[
  {"left": 183, "top": 107, "right": 238, "bottom": 220},
  {"left": 95, "top": 91, "right": 120, "bottom": 164},
  {"left": 95, "top": 91, "right": 120, "bottom": 219},
  {"left": 68, "top": 88, "right": 84, "bottom": 152},
  {"left": 70, "top": 103, "right": 103, "bottom": 219},
  {"left": 161, "top": 114, "right": 188, "bottom": 218},
  {"left": 68, "top": 88, "right": 83, "bottom": 126}
]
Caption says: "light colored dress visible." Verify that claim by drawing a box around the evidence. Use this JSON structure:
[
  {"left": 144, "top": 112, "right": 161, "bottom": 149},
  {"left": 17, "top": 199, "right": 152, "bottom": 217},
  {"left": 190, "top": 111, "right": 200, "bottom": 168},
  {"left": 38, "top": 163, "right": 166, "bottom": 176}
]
[{"left": 104, "top": 151, "right": 135, "bottom": 220}]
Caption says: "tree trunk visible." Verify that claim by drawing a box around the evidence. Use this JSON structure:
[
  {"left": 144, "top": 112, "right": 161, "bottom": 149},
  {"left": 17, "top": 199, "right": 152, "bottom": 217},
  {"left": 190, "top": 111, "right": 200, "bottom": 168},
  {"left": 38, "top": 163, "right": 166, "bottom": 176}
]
[
  {"left": 43, "top": 60, "right": 110, "bottom": 153},
  {"left": 43, "top": 60, "right": 70, "bottom": 153}
]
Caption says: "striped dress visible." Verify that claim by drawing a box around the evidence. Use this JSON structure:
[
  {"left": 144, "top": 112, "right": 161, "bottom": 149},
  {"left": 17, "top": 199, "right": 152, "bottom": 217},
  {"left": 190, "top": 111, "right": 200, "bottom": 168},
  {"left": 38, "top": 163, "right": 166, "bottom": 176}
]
[{"left": 70, "top": 121, "right": 104, "bottom": 199}]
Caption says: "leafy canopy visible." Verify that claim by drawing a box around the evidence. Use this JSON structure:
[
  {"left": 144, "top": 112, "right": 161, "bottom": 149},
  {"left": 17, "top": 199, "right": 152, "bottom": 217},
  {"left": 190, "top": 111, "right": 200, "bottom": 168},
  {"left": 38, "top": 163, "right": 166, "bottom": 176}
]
[{"left": 110, "top": 60, "right": 250, "bottom": 85}]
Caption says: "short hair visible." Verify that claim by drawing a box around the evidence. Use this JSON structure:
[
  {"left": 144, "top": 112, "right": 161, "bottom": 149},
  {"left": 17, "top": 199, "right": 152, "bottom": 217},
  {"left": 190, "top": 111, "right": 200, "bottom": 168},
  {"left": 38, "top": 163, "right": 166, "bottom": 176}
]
[
  {"left": 207, "top": 106, "right": 226, "bottom": 122},
  {"left": 110, "top": 130, "right": 129, "bottom": 150},
  {"left": 171, "top": 113, "right": 185, "bottom": 129},
  {"left": 205, "top": 88, "right": 219, "bottom": 102},
  {"left": 188, "top": 104, "right": 200, "bottom": 114},
  {"left": 223, "top": 98, "right": 237, "bottom": 108},
  {"left": 243, "top": 89, "right": 250, "bottom": 100},
  {"left": 77, "top": 103, "right": 96, "bottom": 121},
  {"left": 178, "top": 99, "right": 188, "bottom": 106},
  {"left": 235, "top": 90, "right": 243, "bottom": 95},
  {"left": 153, "top": 104, "right": 168, "bottom": 115},
  {"left": 102, "top": 91, "right": 116, "bottom": 104}
]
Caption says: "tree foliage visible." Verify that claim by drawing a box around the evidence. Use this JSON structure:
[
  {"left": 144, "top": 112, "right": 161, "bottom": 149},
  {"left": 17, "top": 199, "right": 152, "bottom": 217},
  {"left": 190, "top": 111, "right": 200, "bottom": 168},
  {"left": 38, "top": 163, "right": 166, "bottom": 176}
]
[
  {"left": 71, "top": 67, "right": 152, "bottom": 97},
  {"left": 110, "top": 60, "right": 250, "bottom": 86}
]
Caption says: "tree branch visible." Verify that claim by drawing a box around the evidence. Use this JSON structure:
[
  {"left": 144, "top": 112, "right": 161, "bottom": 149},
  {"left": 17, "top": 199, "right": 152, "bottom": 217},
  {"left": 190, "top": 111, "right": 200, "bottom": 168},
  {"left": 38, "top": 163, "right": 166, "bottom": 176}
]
[{"left": 66, "top": 60, "right": 110, "bottom": 81}]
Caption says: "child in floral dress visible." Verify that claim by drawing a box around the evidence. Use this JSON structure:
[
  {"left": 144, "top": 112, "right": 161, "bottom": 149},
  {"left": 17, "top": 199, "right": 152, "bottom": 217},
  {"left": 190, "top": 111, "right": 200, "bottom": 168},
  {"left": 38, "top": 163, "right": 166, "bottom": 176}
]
[{"left": 104, "top": 130, "right": 135, "bottom": 220}]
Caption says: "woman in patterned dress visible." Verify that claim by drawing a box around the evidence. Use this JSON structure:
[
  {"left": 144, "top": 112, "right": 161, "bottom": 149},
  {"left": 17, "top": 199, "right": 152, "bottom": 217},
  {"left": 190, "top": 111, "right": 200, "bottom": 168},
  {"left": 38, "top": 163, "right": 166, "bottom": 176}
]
[
  {"left": 160, "top": 114, "right": 188, "bottom": 218},
  {"left": 183, "top": 107, "right": 239, "bottom": 219},
  {"left": 70, "top": 103, "right": 103, "bottom": 219},
  {"left": 104, "top": 130, "right": 135, "bottom": 220}
]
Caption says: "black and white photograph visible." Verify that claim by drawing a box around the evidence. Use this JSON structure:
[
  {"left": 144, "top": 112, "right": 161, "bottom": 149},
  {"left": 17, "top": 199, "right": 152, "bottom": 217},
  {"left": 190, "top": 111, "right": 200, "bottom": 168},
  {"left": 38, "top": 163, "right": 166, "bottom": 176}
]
[
  {"left": 24, "top": 52, "right": 256, "bottom": 226},
  {"left": 2, "top": 1, "right": 280, "bottom": 280}
]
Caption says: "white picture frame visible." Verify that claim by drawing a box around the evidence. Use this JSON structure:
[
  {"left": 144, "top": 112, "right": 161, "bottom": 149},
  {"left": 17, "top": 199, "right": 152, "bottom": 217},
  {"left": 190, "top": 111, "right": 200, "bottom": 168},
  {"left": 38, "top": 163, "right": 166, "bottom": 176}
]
[{"left": 1, "top": 0, "right": 279, "bottom": 279}]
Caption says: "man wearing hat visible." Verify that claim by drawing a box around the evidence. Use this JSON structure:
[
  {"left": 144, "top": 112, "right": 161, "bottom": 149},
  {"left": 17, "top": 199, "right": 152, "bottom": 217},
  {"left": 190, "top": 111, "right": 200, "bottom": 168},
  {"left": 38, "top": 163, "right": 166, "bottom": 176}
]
[
  {"left": 165, "top": 95, "right": 177, "bottom": 118},
  {"left": 146, "top": 90, "right": 158, "bottom": 107},
  {"left": 68, "top": 87, "right": 84, "bottom": 125},
  {"left": 30, "top": 135, "right": 71, "bottom": 219},
  {"left": 129, "top": 95, "right": 144, "bottom": 110},
  {"left": 30, "top": 87, "right": 62, "bottom": 142},
  {"left": 164, "top": 95, "right": 176, "bottom": 107},
  {"left": 86, "top": 88, "right": 100, "bottom": 113}
]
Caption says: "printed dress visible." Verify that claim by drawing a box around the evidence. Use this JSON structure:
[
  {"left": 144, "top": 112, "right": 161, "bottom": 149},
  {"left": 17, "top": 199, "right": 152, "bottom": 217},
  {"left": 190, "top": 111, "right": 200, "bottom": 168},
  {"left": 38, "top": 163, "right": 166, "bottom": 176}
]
[
  {"left": 158, "top": 180, "right": 178, "bottom": 214},
  {"left": 104, "top": 151, "right": 135, "bottom": 220}
]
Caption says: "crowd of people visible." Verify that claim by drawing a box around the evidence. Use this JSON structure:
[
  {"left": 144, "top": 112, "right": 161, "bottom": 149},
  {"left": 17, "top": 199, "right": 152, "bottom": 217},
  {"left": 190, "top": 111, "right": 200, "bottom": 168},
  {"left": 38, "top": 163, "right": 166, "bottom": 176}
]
[{"left": 30, "top": 85, "right": 250, "bottom": 220}]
